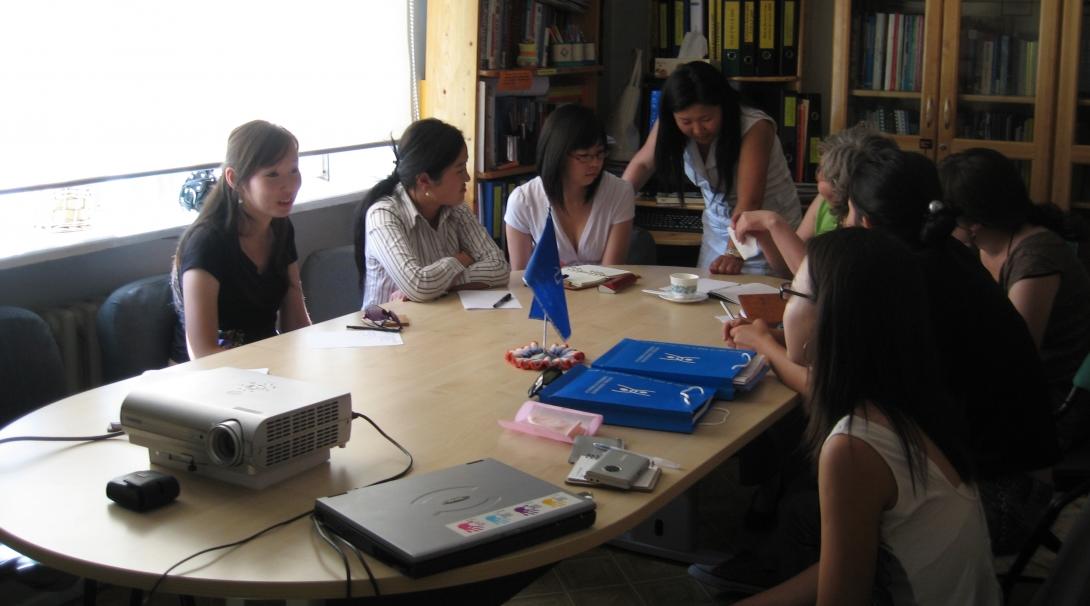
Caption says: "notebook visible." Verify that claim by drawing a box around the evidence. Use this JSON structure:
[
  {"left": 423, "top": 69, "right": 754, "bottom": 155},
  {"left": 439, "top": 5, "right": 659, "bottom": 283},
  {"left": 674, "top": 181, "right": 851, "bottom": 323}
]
[
  {"left": 561, "top": 265, "right": 637, "bottom": 290},
  {"left": 313, "top": 458, "right": 596, "bottom": 577}
]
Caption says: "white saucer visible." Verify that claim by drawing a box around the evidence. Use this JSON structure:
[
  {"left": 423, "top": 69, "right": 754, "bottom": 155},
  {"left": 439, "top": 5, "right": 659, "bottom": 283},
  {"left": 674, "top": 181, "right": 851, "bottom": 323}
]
[{"left": 658, "top": 292, "right": 708, "bottom": 304}]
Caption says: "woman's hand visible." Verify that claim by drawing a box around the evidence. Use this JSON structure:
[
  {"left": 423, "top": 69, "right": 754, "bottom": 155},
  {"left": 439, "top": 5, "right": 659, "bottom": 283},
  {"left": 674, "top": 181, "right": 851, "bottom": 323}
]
[
  {"left": 728, "top": 318, "right": 777, "bottom": 352},
  {"left": 709, "top": 254, "right": 745, "bottom": 275},
  {"left": 455, "top": 250, "right": 474, "bottom": 267},
  {"left": 387, "top": 290, "right": 408, "bottom": 302},
  {"left": 734, "top": 210, "right": 782, "bottom": 241}
]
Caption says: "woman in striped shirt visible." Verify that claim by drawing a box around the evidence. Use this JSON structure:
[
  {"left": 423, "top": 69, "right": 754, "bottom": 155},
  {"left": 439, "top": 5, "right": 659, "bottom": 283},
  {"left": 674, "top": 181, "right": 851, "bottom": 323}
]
[{"left": 353, "top": 119, "right": 510, "bottom": 307}]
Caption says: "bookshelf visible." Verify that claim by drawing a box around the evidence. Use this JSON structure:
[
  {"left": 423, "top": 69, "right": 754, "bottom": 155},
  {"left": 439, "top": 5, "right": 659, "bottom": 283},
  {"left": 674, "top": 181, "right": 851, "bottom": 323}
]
[
  {"left": 645, "top": 0, "right": 816, "bottom": 185},
  {"left": 422, "top": 0, "right": 603, "bottom": 213},
  {"left": 830, "top": 0, "right": 1061, "bottom": 203}
]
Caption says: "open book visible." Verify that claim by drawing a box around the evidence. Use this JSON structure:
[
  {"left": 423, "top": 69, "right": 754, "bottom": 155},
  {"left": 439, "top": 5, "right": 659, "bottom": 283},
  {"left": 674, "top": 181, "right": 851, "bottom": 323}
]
[{"left": 562, "top": 265, "right": 638, "bottom": 290}]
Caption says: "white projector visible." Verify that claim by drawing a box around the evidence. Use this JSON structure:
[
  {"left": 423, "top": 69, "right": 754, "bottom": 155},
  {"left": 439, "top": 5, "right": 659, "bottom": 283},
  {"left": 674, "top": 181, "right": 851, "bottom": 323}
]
[{"left": 120, "top": 367, "right": 352, "bottom": 489}]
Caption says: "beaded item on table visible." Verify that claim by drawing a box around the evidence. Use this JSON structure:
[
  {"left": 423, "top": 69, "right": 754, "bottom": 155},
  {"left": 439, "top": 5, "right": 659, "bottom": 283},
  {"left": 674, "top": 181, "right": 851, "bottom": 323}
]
[{"left": 505, "top": 341, "right": 585, "bottom": 370}]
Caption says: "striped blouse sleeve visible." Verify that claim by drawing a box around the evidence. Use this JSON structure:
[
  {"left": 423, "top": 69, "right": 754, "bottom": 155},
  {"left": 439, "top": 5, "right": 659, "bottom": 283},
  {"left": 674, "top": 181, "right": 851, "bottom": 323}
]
[
  {"left": 451, "top": 206, "right": 511, "bottom": 287},
  {"left": 366, "top": 204, "right": 465, "bottom": 301}
]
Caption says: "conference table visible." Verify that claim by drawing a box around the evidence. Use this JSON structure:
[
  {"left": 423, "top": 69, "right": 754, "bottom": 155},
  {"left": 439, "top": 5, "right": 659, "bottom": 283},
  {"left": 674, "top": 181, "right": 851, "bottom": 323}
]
[{"left": 0, "top": 266, "right": 798, "bottom": 600}]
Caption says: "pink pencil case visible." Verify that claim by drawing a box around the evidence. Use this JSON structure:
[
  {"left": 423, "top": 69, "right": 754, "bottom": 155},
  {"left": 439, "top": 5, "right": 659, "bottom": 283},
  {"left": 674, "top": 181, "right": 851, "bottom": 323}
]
[{"left": 498, "top": 401, "right": 603, "bottom": 444}]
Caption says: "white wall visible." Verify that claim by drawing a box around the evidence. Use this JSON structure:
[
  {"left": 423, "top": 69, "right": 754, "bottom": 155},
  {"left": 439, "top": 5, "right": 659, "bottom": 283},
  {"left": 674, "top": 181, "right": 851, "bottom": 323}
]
[{"left": 0, "top": 200, "right": 358, "bottom": 310}]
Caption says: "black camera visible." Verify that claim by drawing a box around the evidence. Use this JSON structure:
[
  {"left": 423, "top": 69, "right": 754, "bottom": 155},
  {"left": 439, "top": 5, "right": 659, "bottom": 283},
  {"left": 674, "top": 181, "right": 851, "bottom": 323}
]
[{"left": 179, "top": 169, "right": 217, "bottom": 211}]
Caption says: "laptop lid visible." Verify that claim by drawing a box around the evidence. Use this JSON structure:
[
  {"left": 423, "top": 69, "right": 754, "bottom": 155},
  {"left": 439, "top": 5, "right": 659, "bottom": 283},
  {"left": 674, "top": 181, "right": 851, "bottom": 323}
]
[{"left": 314, "top": 458, "right": 596, "bottom": 576}]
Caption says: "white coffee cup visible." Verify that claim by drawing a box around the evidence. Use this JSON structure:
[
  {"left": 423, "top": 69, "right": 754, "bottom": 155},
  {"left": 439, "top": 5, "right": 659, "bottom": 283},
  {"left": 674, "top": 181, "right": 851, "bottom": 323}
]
[{"left": 669, "top": 273, "right": 699, "bottom": 296}]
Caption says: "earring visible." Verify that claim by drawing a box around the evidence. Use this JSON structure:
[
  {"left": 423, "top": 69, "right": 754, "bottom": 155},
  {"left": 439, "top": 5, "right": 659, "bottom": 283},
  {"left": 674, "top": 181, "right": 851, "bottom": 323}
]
[{"left": 425, "top": 190, "right": 432, "bottom": 198}]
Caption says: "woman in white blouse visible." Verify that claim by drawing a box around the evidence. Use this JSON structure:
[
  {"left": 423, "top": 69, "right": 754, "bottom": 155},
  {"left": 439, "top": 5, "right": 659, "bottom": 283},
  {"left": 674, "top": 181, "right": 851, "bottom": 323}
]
[
  {"left": 504, "top": 104, "right": 635, "bottom": 270},
  {"left": 353, "top": 119, "right": 509, "bottom": 307}
]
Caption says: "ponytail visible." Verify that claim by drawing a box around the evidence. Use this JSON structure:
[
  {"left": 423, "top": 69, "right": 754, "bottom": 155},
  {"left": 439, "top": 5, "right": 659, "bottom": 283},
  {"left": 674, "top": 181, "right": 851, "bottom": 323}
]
[
  {"left": 919, "top": 199, "right": 959, "bottom": 247},
  {"left": 353, "top": 170, "right": 401, "bottom": 288},
  {"left": 849, "top": 148, "right": 949, "bottom": 249}
]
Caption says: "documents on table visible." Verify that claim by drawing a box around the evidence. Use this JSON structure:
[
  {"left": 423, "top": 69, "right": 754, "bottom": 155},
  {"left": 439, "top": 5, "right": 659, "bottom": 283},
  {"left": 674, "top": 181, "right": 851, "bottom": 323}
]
[
  {"left": 707, "top": 282, "right": 779, "bottom": 304},
  {"left": 458, "top": 289, "right": 522, "bottom": 310},
  {"left": 304, "top": 331, "right": 403, "bottom": 348}
]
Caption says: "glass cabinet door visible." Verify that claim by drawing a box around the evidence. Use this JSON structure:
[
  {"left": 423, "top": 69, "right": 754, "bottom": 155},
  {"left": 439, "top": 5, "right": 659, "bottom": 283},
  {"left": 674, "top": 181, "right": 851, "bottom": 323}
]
[
  {"left": 838, "top": 0, "right": 943, "bottom": 151},
  {"left": 939, "top": 0, "right": 1060, "bottom": 202},
  {"left": 1052, "top": 0, "right": 1090, "bottom": 209}
]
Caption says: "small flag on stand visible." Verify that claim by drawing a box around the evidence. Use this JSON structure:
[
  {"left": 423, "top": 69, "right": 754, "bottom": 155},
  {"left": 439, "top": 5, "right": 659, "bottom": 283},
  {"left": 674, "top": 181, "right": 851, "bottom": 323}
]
[{"left": 523, "top": 213, "right": 571, "bottom": 340}]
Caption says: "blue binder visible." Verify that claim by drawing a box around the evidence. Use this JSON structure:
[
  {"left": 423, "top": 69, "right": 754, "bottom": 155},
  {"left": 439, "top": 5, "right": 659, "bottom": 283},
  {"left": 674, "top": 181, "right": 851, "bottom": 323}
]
[
  {"left": 537, "top": 365, "right": 716, "bottom": 433},
  {"left": 592, "top": 339, "right": 760, "bottom": 400}
]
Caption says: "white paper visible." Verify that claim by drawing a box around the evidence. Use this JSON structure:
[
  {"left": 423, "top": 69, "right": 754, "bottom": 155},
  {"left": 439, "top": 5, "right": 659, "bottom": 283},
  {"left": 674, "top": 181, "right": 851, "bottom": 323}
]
[
  {"left": 728, "top": 226, "right": 761, "bottom": 260},
  {"left": 303, "top": 331, "right": 403, "bottom": 348},
  {"left": 709, "top": 282, "right": 779, "bottom": 304},
  {"left": 458, "top": 289, "right": 522, "bottom": 310}
]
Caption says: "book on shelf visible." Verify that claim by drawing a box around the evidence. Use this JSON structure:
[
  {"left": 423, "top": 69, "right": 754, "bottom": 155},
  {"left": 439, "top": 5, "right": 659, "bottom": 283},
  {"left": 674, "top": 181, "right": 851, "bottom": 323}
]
[
  {"left": 741, "top": 0, "right": 757, "bottom": 75},
  {"left": 722, "top": 0, "right": 743, "bottom": 76},
  {"left": 756, "top": 0, "right": 777, "bottom": 75},
  {"left": 778, "top": 0, "right": 798, "bottom": 76}
]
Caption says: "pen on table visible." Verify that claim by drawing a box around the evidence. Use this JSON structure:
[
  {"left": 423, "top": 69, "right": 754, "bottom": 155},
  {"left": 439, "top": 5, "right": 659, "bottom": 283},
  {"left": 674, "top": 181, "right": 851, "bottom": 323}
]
[
  {"left": 491, "top": 292, "right": 513, "bottom": 308},
  {"left": 719, "top": 300, "right": 735, "bottom": 321},
  {"left": 346, "top": 325, "right": 397, "bottom": 332}
]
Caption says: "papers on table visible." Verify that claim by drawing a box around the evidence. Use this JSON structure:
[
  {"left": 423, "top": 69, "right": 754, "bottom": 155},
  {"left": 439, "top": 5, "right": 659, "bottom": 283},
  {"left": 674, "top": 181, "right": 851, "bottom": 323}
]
[
  {"left": 642, "top": 278, "right": 738, "bottom": 297},
  {"left": 303, "top": 331, "right": 403, "bottom": 348},
  {"left": 458, "top": 290, "right": 522, "bottom": 310}
]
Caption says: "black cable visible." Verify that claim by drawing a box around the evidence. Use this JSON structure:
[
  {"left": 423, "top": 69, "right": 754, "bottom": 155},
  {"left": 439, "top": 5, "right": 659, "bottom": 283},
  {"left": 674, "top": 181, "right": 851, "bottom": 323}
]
[
  {"left": 143, "top": 412, "right": 412, "bottom": 604},
  {"left": 333, "top": 531, "right": 381, "bottom": 597},
  {"left": 0, "top": 431, "right": 124, "bottom": 445},
  {"left": 142, "top": 509, "right": 312, "bottom": 606},
  {"left": 313, "top": 515, "right": 352, "bottom": 599},
  {"left": 351, "top": 412, "right": 414, "bottom": 484}
]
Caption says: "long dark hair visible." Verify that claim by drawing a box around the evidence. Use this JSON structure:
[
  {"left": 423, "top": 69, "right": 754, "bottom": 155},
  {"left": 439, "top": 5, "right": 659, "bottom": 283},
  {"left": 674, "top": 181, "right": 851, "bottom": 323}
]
[
  {"left": 536, "top": 104, "right": 607, "bottom": 208},
  {"left": 847, "top": 147, "right": 955, "bottom": 248},
  {"left": 352, "top": 118, "right": 465, "bottom": 286},
  {"left": 655, "top": 61, "right": 742, "bottom": 203},
  {"left": 803, "top": 228, "right": 975, "bottom": 490},
  {"left": 939, "top": 147, "right": 1069, "bottom": 236},
  {"left": 171, "top": 120, "right": 298, "bottom": 304}
]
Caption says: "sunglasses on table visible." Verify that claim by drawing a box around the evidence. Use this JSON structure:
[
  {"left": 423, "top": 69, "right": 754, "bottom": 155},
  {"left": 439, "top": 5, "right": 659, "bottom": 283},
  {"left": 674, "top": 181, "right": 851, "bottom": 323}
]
[
  {"left": 347, "top": 305, "right": 404, "bottom": 333},
  {"left": 528, "top": 367, "right": 564, "bottom": 398}
]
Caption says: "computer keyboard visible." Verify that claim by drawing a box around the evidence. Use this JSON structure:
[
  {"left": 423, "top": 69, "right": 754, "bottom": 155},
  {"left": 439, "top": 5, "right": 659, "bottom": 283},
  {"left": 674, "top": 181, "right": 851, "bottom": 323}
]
[{"left": 635, "top": 206, "right": 704, "bottom": 233}]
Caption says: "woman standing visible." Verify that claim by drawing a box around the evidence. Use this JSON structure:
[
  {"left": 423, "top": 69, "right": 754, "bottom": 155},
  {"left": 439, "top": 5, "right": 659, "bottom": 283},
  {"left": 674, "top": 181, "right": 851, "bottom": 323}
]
[
  {"left": 505, "top": 104, "right": 634, "bottom": 270},
  {"left": 171, "top": 120, "right": 310, "bottom": 361},
  {"left": 354, "top": 119, "right": 509, "bottom": 307},
  {"left": 622, "top": 61, "right": 800, "bottom": 274}
]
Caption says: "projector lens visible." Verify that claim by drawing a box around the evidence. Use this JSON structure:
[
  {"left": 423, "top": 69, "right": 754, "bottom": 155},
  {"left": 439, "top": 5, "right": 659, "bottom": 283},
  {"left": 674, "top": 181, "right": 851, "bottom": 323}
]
[{"left": 208, "top": 420, "right": 243, "bottom": 466}]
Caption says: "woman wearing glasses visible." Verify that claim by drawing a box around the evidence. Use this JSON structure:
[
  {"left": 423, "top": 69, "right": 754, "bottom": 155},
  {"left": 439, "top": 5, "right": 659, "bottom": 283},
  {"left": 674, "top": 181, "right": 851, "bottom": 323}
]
[
  {"left": 729, "top": 228, "right": 999, "bottom": 605},
  {"left": 171, "top": 120, "right": 311, "bottom": 361},
  {"left": 504, "top": 104, "right": 634, "bottom": 270},
  {"left": 354, "top": 119, "right": 510, "bottom": 307},
  {"left": 622, "top": 61, "right": 801, "bottom": 275}
]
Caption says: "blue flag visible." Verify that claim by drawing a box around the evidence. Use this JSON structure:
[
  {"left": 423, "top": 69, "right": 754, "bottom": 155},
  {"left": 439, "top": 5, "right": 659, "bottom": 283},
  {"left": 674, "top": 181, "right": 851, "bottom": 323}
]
[{"left": 524, "top": 213, "right": 571, "bottom": 340}]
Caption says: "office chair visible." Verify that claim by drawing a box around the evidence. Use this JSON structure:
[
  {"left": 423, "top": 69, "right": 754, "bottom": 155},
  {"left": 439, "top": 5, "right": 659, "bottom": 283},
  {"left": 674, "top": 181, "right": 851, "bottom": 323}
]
[
  {"left": 301, "top": 244, "right": 362, "bottom": 323},
  {"left": 1027, "top": 488, "right": 1090, "bottom": 605},
  {"left": 97, "top": 274, "right": 176, "bottom": 383},
  {"left": 0, "top": 307, "right": 80, "bottom": 596},
  {"left": 627, "top": 225, "right": 658, "bottom": 265},
  {"left": 1002, "top": 352, "right": 1090, "bottom": 599},
  {"left": 0, "top": 306, "right": 67, "bottom": 427}
]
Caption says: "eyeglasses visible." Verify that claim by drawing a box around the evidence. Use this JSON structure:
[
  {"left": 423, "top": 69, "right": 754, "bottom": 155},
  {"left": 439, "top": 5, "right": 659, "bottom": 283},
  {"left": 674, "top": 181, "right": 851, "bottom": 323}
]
[
  {"left": 347, "top": 305, "right": 404, "bottom": 332},
  {"left": 528, "top": 367, "right": 564, "bottom": 398},
  {"left": 779, "top": 281, "right": 814, "bottom": 301},
  {"left": 569, "top": 150, "right": 607, "bottom": 164}
]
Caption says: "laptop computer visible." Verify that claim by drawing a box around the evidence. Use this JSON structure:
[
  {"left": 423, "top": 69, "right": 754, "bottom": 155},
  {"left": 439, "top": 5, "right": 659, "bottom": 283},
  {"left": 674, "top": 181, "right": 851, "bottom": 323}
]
[{"left": 314, "top": 458, "right": 597, "bottom": 577}]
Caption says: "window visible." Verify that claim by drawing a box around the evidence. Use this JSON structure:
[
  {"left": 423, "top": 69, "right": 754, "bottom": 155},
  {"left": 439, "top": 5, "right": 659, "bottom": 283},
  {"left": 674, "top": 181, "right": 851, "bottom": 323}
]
[{"left": 0, "top": 1, "right": 413, "bottom": 265}]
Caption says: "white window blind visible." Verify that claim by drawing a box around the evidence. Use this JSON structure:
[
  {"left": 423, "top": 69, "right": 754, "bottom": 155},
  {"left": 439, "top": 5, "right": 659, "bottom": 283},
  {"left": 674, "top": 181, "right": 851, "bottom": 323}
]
[{"left": 0, "top": 1, "right": 412, "bottom": 193}]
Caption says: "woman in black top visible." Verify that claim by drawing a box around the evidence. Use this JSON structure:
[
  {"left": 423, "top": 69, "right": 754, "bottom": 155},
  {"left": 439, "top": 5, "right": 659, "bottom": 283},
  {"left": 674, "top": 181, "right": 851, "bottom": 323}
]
[{"left": 171, "top": 120, "right": 311, "bottom": 360}]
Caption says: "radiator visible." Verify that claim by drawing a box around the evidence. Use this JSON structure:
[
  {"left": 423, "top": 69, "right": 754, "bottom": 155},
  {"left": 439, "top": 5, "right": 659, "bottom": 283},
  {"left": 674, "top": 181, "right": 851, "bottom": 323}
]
[{"left": 37, "top": 300, "right": 104, "bottom": 395}]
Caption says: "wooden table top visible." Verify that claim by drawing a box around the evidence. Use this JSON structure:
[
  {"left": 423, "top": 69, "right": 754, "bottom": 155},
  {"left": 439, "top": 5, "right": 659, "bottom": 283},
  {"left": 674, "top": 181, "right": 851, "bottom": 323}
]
[{"left": 0, "top": 266, "right": 797, "bottom": 599}]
